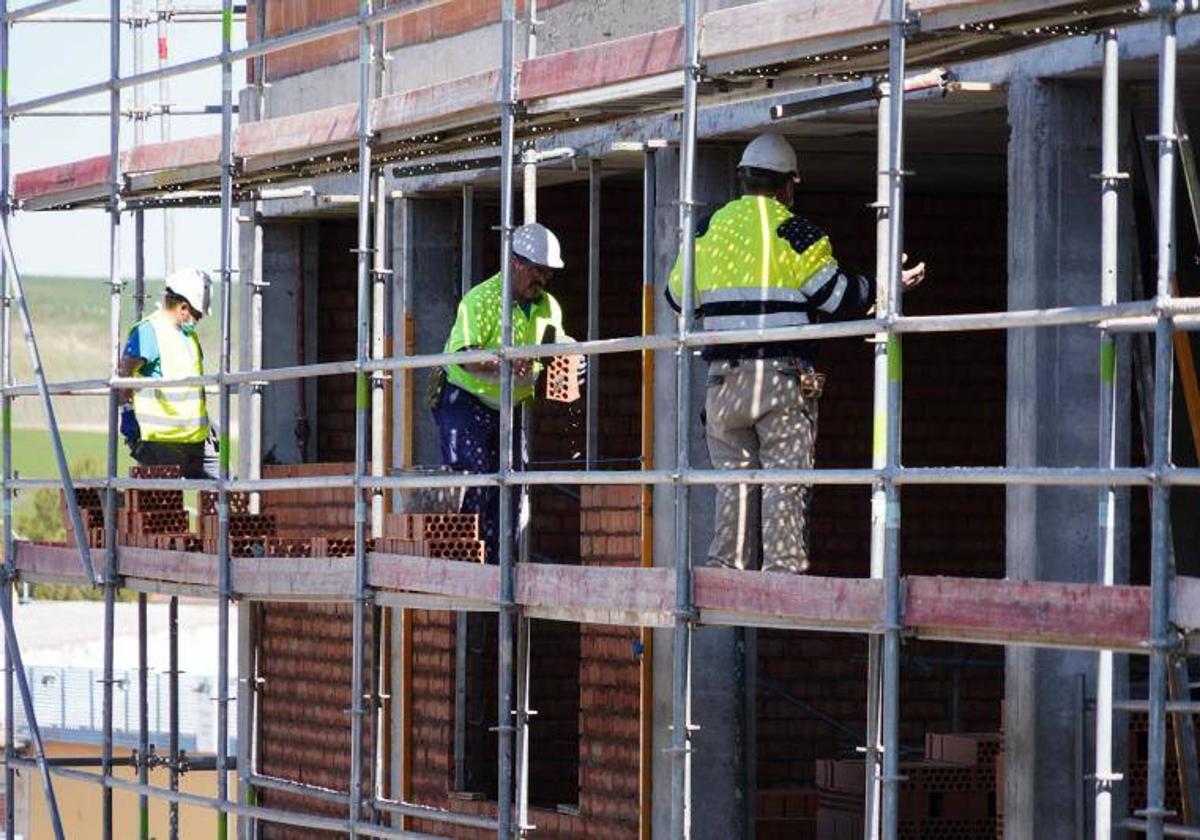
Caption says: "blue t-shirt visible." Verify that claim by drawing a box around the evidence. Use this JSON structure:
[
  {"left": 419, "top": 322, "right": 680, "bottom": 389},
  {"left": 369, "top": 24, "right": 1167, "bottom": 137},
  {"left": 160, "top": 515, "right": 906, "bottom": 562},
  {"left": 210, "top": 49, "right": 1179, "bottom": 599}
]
[{"left": 124, "top": 320, "right": 162, "bottom": 378}]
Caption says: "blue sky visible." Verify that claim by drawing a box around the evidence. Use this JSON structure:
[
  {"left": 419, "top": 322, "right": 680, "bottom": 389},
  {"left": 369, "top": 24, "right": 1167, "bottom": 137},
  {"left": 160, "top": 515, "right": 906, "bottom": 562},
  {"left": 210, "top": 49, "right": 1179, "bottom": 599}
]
[{"left": 8, "top": 0, "right": 248, "bottom": 278}]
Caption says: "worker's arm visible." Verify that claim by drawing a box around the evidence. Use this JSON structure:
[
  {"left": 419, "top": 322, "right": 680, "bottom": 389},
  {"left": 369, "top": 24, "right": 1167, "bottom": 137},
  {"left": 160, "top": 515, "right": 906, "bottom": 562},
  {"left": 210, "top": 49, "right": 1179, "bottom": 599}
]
[
  {"left": 664, "top": 212, "right": 715, "bottom": 313},
  {"left": 776, "top": 215, "right": 878, "bottom": 321},
  {"left": 117, "top": 354, "right": 144, "bottom": 404}
]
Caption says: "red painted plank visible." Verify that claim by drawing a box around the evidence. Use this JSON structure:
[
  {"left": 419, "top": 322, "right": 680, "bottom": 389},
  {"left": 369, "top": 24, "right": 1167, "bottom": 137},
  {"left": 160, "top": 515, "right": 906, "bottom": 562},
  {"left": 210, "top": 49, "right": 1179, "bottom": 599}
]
[
  {"left": 694, "top": 567, "right": 883, "bottom": 629},
  {"left": 369, "top": 552, "right": 499, "bottom": 602},
  {"left": 517, "top": 26, "right": 684, "bottom": 102},
  {"left": 517, "top": 563, "right": 674, "bottom": 625},
  {"left": 125, "top": 134, "right": 222, "bottom": 174},
  {"left": 235, "top": 101, "right": 360, "bottom": 159},
  {"left": 905, "top": 576, "right": 1151, "bottom": 651},
  {"left": 13, "top": 154, "right": 111, "bottom": 203},
  {"left": 371, "top": 68, "right": 500, "bottom": 135}
]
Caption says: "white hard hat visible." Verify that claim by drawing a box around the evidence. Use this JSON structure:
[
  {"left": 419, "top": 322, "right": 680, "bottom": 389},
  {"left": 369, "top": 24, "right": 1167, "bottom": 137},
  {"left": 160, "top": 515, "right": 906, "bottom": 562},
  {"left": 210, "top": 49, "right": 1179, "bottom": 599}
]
[
  {"left": 512, "top": 222, "right": 565, "bottom": 270},
  {"left": 738, "top": 133, "right": 799, "bottom": 178},
  {"left": 165, "top": 268, "right": 213, "bottom": 317}
]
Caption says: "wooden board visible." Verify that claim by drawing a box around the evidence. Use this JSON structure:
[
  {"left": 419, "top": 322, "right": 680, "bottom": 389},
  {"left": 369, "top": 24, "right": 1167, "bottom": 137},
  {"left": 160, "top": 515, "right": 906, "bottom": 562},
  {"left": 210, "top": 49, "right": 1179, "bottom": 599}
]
[
  {"left": 13, "top": 154, "right": 111, "bottom": 204},
  {"left": 368, "top": 552, "right": 500, "bottom": 602},
  {"left": 372, "top": 68, "right": 500, "bottom": 137},
  {"left": 235, "top": 101, "right": 360, "bottom": 161},
  {"left": 125, "top": 134, "right": 222, "bottom": 174},
  {"left": 695, "top": 567, "right": 883, "bottom": 632},
  {"left": 518, "top": 26, "right": 683, "bottom": 102},
  {"left": 518, "top": 563, "right": 674, "bottom": 627}
]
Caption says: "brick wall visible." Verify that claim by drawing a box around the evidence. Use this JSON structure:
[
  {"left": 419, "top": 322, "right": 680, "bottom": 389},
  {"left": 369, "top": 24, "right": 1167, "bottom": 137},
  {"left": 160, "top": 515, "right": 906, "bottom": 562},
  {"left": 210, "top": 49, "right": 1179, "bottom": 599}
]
[
  {"left": 257, "top": 601, "right": 375, "bottom": 839},
  {"left": 756, "top": 189, "right": 1007, "bottom": 795},
  {"left": 316, "top": 221, "right": 359, "bottom": 463},
  {"left": 578, "top": 486, "right": 642, "bottom": 837},
  {"left": 249, "top": 0, "right": 571, "bottom": 83}
]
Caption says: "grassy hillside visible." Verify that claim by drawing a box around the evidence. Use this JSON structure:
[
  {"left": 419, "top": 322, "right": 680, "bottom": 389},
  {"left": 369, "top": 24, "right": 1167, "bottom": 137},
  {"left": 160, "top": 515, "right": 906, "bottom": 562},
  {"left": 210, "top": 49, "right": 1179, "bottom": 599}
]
[{"left": 10, "top": 275, "right": 241, "bottom": 429}]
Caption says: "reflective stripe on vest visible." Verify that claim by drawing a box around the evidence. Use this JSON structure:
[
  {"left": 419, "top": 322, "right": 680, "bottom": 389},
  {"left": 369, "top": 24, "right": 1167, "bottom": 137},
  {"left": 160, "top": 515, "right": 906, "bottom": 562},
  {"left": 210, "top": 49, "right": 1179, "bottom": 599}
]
[
  {"left": 132, "top": 310, "right": 209, "bottom": 444},
  {"left": 668, "top": 196, "right": 843, "bottom": 332}
]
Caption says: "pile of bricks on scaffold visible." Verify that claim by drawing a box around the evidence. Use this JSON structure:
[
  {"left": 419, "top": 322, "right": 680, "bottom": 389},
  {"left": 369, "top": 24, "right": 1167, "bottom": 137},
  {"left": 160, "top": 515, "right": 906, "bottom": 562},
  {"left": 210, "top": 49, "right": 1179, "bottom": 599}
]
[
  {"left": 196, "top": 492, "right": 276, "bottom": 557},
  {"left": 375, "top": 512, "right": 484, "bottom": 563},
  {"left": 117, "top": 465, "right": 189, "bottom": 548},
  {"left": 262, "top": 535, "right": 376, "bottom": 558},
  {"left": 61, "top": 486, "right": 106, "bottom": 549},
  {"left": 815, "top": 731, "right": 1001, "bottom": 839},
  {"left": 757, "top": 788, "right": 820, "bottom": 839}
]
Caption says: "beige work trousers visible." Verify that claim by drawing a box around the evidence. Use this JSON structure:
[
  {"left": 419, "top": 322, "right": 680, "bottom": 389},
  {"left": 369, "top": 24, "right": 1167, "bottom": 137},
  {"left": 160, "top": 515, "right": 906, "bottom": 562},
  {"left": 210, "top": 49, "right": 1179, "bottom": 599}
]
[{"left": 704, "top": 358, "right": 820, "bottom": 574}]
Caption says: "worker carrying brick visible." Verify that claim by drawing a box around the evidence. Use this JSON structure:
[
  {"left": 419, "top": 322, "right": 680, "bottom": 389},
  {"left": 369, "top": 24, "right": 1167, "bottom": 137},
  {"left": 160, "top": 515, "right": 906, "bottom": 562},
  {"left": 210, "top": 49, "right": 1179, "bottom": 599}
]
[
  {"left": 667, "top": 133, "right": 926, "bottom": 573},
  {"left": 433, "top": 222, "right": 578, "bottom": 564},
  {"left": 118, "top": 268, "right": 219, "bottom": 479}
]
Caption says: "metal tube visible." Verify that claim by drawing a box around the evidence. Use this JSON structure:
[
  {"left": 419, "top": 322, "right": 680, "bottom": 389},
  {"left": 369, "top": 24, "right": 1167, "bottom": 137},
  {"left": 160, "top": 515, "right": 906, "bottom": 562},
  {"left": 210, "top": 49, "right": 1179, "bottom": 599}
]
[
  {"left": 215, "top": 0, "right": 235, "bottom": 835},
  {"left": 1146, "top": 10, "right": 1178, "bottom": 840},
  {"left": 3, "top": 0, "right": 85, "bottom": 23},
  {"left": 248, "top": 207, "right": 264, "bottom": 513},
  {"left": 169, "top": 595, "right": 180, "bottom": 839},
  {"left": 8, "top": 0, "right": 445, "bottom": 115},
  {"left": 157, "top": 0, "right": 174, "bottom": 276},
  {"left": 0, "top": 1, "right": 14, "bottom": 835},
  {"left": 461, "top": 186, "right": 474, "bottom": 297},
  {"left": 1094, "top": 28, "right": 1121, "bottom": 840},
  {"left": 586, "top": 157, "right": 601, "bottom": 468},
  {"left": 863, "top": 75, "right": 891, "bottom": 840},
  {"left": 497, "top": 1, "right": 518, "bottom": 835},
  {"left": 371, "top": 171, "right": 388, "bottom": 538},
  {"left": 100, "top": 0, "right": 123, "bottom": 835},
  {"left": 349, "top": 0, "right": 375, "bottom": 835},
  {"left": 8, "top": 759, "right": 444, "bottom": 839},
  {"left": 638, "top": 144, "right": 657, "bottom": 840},
  {"left": 670, "top": 0, "right": 700, "bottom": 836},
  {"left": 879, "top": 2, "right": 908, "bottom": 838}
]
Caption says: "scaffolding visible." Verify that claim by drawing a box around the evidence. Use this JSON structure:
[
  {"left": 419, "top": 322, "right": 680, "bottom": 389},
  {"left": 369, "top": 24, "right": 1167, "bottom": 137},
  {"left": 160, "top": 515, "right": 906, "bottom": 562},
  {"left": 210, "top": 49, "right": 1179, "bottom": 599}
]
[{"left": 0, "top": 0, "right": 1198, "bottom": 838}]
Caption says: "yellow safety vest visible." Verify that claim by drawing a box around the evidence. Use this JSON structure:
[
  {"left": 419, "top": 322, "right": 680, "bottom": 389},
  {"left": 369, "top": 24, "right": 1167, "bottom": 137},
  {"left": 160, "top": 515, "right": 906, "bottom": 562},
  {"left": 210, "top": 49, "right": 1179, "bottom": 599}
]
[
  {"left": 132, "top": 310, "right": 209, "bottom": 444},
  {"left": 667, "top": 195, "right": 847, "bottom": 331},
  {"left": 443, "top": 274, "right": 567, "bottom": 409}
]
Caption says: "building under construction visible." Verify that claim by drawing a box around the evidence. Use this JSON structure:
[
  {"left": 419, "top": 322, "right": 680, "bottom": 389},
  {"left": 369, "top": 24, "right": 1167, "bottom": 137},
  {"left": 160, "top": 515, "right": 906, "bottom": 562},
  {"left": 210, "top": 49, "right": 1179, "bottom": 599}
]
[{"left": 2, "top": 0, "right": 1200, "bottom": 838}]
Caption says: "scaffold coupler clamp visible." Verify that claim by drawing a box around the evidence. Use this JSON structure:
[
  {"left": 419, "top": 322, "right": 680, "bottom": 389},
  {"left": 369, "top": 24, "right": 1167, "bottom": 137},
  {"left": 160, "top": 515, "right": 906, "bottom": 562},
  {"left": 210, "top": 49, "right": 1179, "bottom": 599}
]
[{"left": 1091, "top": 771, "right": 1124, "bottom": 793}]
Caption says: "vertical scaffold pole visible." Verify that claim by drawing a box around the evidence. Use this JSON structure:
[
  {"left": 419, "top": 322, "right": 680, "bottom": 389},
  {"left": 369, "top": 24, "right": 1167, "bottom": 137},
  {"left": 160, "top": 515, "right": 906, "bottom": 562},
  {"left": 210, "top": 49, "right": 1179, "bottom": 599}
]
[
  {"left": 670, "top": 0, "right": 700, "bottom": 837},
  {"left": 157, "top": 0, "right": 175, "bottom": 276},
  {"left": 169, "top": 595, "right": 180, "bottom": 840},
  {"left": 1145, "top": 7, "right": 1178, "bottom": 840},
  {"left": 863, "top": 74, "right": 892, "bottom": 840},
  {"left": 639, "top": 144, "right": 657, "bottom": 840},
  {"left": 135, "top": 210, "right": 151, "bottom": 840},
  {"left": 1, "top": 3, "right": 14, "bottom": 836},
  {"left": 101, "top": 0, "right": 123, "bottom": 836},
  {"left": 497, "top": 1, "right": 518, "bottom": 835},
  {"left": 879, "top": 3, "right": 907, "bottom": 839},
  {"left": 349, "top": 0, "right": 375, "bottom": 834},
  {"left": 216, "top": 0, "right": 235, "bottom": 835},
  {"left": 586, "top": 157, "right": 600, "bottom": 468},
  {"left": 1094, "top": 28, "right": 1122, "bottom": 840}
]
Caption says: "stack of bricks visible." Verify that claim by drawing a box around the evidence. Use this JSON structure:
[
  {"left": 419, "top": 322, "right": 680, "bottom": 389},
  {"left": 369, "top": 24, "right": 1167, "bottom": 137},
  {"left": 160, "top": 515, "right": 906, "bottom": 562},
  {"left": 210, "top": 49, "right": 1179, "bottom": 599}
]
[
  {"left": 578, "top": 485, "right": 642, "bottom": 837},
  {"left": 258, "top": 463, "right": 357, "bottom": 538},
  {"left": 61, "top": 487, "right": 106, "bottom": 549},
  {"left": 197, "top": 509, "right": 276, "bottom": 556},
  {"left": 815, "top": 732, "right": 1001, "bottom": 839},
  {"left": 376, "top": 513, "right": 483, "bottom": 563},
  {"left": 117, "top": 465, "right": 189, "bottom": 549},
  {"left": 1127, "top": 711, "right": 1186, "bottom": 822}
]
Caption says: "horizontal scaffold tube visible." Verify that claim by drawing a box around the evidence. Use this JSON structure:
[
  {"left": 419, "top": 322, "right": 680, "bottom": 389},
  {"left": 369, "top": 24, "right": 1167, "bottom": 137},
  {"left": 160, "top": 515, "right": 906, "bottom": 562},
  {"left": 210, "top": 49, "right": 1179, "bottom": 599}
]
[{"left": 6, "top": 298, "right": 1199, "bottom": 399}]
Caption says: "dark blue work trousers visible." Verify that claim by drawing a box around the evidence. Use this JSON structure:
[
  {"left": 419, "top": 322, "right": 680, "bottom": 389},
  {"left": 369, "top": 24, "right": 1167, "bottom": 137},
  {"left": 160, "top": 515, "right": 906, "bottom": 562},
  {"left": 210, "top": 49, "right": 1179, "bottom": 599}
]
[{"left": 433, "top": 384, "right": 526, "bottom": 565}]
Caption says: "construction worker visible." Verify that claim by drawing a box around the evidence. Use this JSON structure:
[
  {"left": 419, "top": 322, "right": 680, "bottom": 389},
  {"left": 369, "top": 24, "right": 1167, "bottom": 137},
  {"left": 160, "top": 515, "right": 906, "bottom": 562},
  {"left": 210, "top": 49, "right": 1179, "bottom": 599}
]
[
  {"left": 119, "top": 268, "right": 218, "bottom": 480},
  {"left": 433, "top": 222, "right": 573, "bottom": 564},
  {"left": 667, "top": 133, "right": 926, "bottom": 573}
]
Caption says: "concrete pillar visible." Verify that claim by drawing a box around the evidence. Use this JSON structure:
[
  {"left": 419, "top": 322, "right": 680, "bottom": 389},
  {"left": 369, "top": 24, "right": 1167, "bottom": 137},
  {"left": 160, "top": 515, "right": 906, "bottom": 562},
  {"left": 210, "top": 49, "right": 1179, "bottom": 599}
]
[
  {"left": 253, "top": 220, "right": 319, "bottom": 464},
  {"left": 393, "top": 196, "right": 461, "bottom": 468},
  {"left": 650, "top": 144, "right": 746, "bottom": 838},
  {"left": 1005, "top": 75, "right": 1132, "bottom": 839}
]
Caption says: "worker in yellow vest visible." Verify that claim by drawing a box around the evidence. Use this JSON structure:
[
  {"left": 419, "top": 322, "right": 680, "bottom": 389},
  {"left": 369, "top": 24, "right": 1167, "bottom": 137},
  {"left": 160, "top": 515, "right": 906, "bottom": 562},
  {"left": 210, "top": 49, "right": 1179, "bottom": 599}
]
[
  {"left": 434, "top": 222, "right": 573, "bottom": 564},
  {"left": 668, "top": 133, "right": 926, "bottom": 573},
  {"left": 119, "top": 268, "right": 218, "bottom": 479}
]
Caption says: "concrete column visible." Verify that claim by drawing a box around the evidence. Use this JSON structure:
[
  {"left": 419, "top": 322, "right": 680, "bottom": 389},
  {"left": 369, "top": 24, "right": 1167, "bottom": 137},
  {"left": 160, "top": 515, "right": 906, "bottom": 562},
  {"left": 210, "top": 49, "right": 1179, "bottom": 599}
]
[
  {"left": 255, "top": 221, "right": 319, "bottom": 464},
  {"left": 1005, "top": 75, "right": 1132, "bottom": 839},
  {"left": 393, "top": 196, "right": 460, "bottom": 468},
  {"left": 650, "top": 144, "right": 745, "bottom": 838}
]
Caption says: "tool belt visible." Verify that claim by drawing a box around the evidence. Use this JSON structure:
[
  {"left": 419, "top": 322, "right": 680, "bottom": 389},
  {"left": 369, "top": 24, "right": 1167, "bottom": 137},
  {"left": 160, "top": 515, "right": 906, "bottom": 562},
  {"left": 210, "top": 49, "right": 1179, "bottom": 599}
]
[{"left": 710, "top": 357, "right": 826, "bottom": 399}]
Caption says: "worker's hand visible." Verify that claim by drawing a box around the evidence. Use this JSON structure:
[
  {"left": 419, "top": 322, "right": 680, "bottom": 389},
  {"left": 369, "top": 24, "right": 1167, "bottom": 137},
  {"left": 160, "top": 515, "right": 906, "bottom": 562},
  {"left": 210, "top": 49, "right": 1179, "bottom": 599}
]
[{"left": 901, "top": 253, "right": 926, "bottom": 291}]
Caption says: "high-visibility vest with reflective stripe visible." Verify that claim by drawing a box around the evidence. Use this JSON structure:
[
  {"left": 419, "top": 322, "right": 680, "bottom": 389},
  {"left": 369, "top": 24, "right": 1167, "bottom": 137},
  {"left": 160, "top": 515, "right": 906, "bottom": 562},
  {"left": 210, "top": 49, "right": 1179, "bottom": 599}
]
[
  {"left": 443, "top": 274, "right": 567, "bottom": 410},
  {"left": 667, "top": 195, "right": 847, "bottom": 331},
  {"left": 131, "top": 310, "right": 209, "bottom": 444}
]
